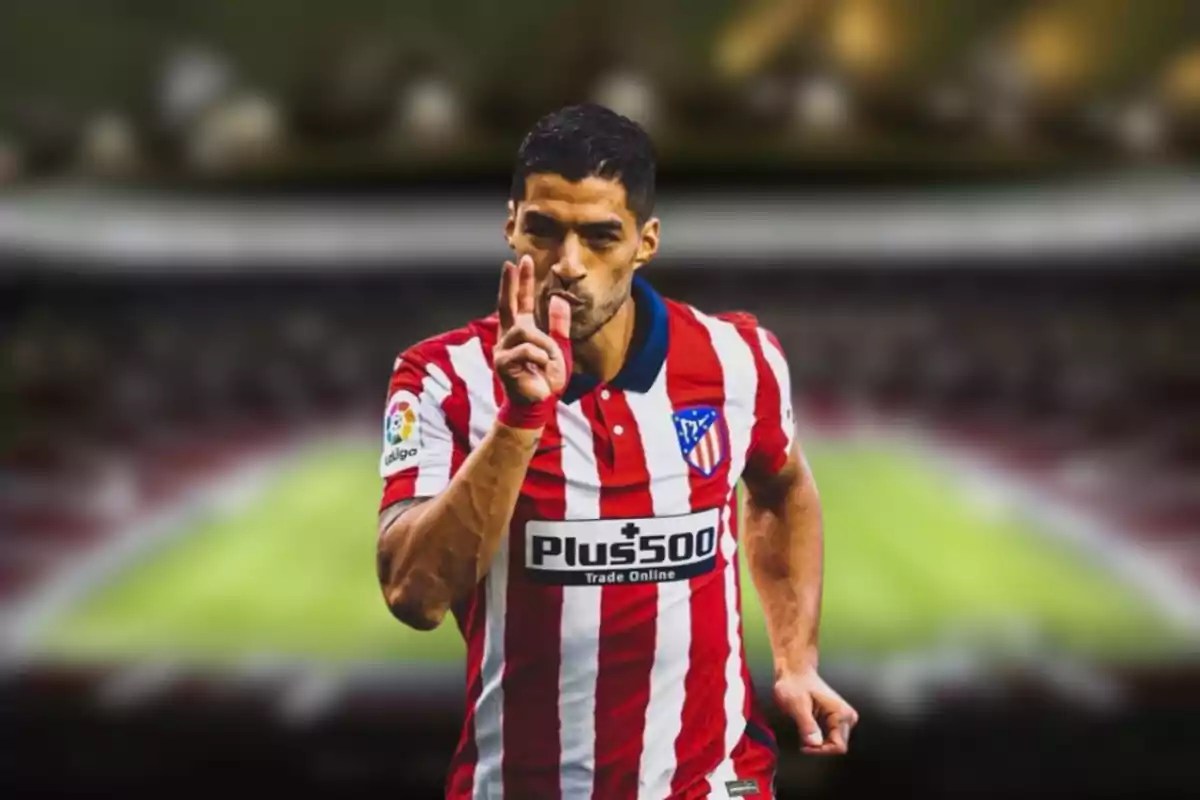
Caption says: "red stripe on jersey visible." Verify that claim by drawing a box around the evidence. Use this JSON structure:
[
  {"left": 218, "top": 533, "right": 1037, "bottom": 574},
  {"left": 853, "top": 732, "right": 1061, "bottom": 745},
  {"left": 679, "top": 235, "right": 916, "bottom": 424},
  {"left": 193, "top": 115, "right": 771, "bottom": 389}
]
[
  {"left": 501, "top": 400, "right": 567, "bottom": 798},
  {"left": 590, "top": 390, "right": 658, "bottom": 800},
  {"left": 664, "top": 307, "right": 731, "bottom": 796},
  {"left": 447, "top": 584, "right": 487, "bottom": 798}
]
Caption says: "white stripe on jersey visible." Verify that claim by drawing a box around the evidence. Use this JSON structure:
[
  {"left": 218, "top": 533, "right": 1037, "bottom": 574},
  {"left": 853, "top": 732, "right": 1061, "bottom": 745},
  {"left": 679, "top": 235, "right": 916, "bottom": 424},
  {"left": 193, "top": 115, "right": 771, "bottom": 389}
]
[
  {"left": 756, "top": 328, "right": 795, "bottom": 451},
  {"left": 556, "top": 400, "right": 603, "bottom": 800},
  {"left": 692, "top": 310, "right": 758, "bottom": 787},
  {"left": 475, "top": 540, "right": 509, "bottom": 800},
  {"left": 625, "top": 365, "right": 693, "bottom": 800},
  {"left": 414, "top": 361, "right": 454, "bottom": 497},
  {"left": 447, "top": 338, "right": 497, "bottom": 449},
  {"left": 448, "top": 338, "right": 505, "bottom": 800}
]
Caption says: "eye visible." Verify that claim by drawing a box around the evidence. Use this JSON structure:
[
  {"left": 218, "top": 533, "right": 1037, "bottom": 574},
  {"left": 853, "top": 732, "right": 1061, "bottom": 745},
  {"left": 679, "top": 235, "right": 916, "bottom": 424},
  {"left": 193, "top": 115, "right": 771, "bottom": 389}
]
[
  {"left": 524, "top": 218, "right": 560, "bottom": 240},
  {"left": 588, "top": 234, "right": 619, "bottom": 250}
]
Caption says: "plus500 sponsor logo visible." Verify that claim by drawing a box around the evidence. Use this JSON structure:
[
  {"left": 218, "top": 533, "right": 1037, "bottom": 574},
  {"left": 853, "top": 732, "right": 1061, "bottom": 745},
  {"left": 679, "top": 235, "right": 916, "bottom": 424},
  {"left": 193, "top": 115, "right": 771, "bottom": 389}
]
[
  {"left": 530, "top": 527, "right": 716, "bottom": 568},
  {"left": 524, "top": 508, "right": 721, "bottom": 585}
]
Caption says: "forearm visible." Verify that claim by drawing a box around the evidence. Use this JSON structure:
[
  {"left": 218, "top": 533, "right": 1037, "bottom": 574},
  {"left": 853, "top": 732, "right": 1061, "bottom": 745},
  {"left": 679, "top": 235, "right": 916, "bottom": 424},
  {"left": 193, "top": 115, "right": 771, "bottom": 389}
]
[
  {"left": 378, "top": 421, "right": 540, "bottom": 629},
  {"left": 743, "top": 451, "right": 824, "bottom": 676}
]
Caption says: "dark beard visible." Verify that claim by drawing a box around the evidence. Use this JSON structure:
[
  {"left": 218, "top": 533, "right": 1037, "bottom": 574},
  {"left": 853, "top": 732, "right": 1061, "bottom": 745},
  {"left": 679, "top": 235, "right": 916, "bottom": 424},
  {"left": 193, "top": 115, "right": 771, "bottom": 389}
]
[{"left": 570, "top": 290, "right": 628, "bottom": 341}]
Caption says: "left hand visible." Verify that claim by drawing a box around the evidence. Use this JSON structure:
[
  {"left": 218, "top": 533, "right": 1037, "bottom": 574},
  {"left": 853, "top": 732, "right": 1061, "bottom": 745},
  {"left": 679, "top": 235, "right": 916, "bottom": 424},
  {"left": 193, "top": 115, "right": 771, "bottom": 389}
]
[{"left": 774, "top": 668, "right": 859, "bottom": 756}]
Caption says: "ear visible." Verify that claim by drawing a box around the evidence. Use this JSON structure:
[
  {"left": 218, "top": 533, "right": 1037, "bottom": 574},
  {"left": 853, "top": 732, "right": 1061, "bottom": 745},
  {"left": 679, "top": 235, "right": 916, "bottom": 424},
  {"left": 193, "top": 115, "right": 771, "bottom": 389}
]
[
  {"left": 504, "top": 200, "right": 517, "bottom": 247},
  {"left": 633, "top": 217, "right": 660, "bottom": 270}
]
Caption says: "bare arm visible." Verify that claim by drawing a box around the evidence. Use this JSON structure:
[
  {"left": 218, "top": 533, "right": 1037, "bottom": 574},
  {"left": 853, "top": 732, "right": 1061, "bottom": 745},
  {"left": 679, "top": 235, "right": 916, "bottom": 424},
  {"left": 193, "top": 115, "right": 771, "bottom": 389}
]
[
  {"left": 743, "top": 443, "right": 858, "bottom": 755},
  {"left": 742, "top": 443, "right": 823, "bottom": 676},
  {"left": 377, "top": 421, "right": 541, "bottom": 630},
  {"left": 376, "top": 255, "right": 572, "bottom": 631}
]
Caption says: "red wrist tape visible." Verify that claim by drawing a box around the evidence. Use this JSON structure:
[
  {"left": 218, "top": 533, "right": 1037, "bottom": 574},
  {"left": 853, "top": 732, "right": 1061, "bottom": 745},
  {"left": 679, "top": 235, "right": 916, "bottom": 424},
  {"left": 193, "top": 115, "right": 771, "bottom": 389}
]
[
  {"left": 497, "top": 397, "right": 554, "bottom": 429},
  {"left": 497, "top": 333, "right": 573, "bottom": 430}
]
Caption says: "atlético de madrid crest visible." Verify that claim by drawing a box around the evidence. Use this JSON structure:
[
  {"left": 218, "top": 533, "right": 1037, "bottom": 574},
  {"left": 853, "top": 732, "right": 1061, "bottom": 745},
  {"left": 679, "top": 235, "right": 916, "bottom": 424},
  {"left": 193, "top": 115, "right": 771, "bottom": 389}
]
[{"left": 672, "top": 406, "right": 728, "bottom": 478}]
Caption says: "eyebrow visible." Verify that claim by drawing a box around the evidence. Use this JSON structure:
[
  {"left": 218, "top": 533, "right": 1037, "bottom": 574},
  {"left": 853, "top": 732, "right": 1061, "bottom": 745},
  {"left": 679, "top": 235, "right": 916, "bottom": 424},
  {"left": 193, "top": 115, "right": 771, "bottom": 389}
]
[
  {"left": 577, "top": 221, "right": 623, "bottom": 238},
  {"left": 524, "top": 211, "right": 623, "bottom": 237},
  {"left": 524, "top": 211, "right": 563, "bottom": 231}
]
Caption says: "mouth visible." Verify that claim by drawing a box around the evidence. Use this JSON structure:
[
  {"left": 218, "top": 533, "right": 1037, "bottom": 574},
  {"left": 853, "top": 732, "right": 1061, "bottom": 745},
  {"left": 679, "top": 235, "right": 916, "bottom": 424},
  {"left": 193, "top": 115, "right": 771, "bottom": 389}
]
[{"left": 548, "top": 289, "right": 586, "bottom": 308}]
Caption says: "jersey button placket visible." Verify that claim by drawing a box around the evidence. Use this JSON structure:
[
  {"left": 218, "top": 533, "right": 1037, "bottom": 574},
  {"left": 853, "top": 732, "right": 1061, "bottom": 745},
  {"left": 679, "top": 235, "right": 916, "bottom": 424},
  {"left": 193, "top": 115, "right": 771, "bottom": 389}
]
[
  {"left": 585, "top": 392, "right": 616, "bottom": 466},
  {"left": 605, "top": 390, "right": 638, "bottom": 467}
]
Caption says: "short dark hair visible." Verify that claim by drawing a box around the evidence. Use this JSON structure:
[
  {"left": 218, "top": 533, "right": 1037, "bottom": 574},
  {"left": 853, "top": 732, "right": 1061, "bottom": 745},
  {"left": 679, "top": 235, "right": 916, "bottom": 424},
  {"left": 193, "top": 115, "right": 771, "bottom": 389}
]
[{"left": 510, "top": 103, "right": 656, "bottom": 223}]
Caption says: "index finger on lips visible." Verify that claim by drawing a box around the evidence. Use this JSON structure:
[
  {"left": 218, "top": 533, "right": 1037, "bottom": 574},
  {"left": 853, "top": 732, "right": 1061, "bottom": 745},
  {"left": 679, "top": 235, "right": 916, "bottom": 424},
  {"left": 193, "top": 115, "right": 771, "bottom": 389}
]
[
  {"left": 547, "top": 294, "right": 571, "bottom": 339},
  {"left": 516, "top": 255, "right": 535, "bottom": 317},
  {"left": 498, "top": 261, "right": 517, "bottom": 331}
]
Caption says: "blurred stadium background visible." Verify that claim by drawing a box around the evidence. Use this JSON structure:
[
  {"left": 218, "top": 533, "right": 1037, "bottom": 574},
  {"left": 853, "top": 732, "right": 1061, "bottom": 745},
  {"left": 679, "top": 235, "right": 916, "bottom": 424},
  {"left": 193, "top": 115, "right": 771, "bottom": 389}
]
[{"left": 3, "top": 1, "right": 1200, "bottom": 797}]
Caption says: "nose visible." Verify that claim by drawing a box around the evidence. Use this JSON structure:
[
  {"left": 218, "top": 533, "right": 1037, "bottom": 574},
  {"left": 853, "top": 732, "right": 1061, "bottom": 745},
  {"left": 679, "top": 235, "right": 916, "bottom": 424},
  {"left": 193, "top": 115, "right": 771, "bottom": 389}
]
[{"left": 551, "top": 233, "right": 587, "bottom": 284}]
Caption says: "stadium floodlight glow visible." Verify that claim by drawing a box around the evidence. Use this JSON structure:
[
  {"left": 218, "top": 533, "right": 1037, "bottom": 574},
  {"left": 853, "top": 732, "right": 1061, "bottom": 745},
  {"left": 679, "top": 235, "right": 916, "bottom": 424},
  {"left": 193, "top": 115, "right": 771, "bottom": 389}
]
[
  {"left": 591, "top": 70, "right": 660, "bottom": 134},
  {"left": 186, "top": 92, "right": 284, "bottom": 173},
  {"left": 395, "top": 75, "right": 465, "bottom": 145},
  {"left": 80, "top": 112, "right": 139, "bottom": 176},
  {"left": 158, "top": 44, "right": 235, "bottom": 131},
  {"left": 830, "top": 0, "right": 898, "bottom": 81},
  {"left": 1161, "top": 47, "right": 1200, "bottom": 122},
  {"left": 1115, "top": 101, "right": 1167, "bottom": 156},
  {"left": 714, "top": 0, "right": 816, "bottom": 80},
  {"left": 1012, "top": 8, "right": 1088, "bottom": 97},
  {"left": 792, "top": 74, "right": 852, "bottom": 135}
]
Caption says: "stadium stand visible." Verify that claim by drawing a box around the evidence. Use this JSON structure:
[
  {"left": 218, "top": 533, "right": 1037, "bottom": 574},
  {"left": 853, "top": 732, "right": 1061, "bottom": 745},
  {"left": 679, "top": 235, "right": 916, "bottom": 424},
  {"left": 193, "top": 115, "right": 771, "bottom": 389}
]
[{"left": 3, "top": 249, "right": 1199, "bottom": 598}]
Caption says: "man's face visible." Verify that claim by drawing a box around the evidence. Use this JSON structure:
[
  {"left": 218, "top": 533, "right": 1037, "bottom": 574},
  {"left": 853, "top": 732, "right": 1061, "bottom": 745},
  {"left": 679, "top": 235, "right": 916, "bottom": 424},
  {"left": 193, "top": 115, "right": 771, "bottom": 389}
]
[{"left": 506, "top": 174, "right": 659, "bottom": 341}]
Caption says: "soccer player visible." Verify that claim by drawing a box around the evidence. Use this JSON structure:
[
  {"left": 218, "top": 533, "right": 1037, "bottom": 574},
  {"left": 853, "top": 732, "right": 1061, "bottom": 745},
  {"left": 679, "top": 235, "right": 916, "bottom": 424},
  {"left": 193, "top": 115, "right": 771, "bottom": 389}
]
[{"left": 376, "top": 103, "right": 858, "bottom": 799}]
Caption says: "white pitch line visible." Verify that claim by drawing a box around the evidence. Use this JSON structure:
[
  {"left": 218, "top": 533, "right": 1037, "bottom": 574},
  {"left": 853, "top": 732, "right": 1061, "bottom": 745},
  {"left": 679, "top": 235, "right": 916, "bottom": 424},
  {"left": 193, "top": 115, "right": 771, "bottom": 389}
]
[
  {"left": 0, "top": 437, "right": 310, "bottom": 658},
  {"left": 873, "top": 422, "right": 1200, "bottom": 636}
]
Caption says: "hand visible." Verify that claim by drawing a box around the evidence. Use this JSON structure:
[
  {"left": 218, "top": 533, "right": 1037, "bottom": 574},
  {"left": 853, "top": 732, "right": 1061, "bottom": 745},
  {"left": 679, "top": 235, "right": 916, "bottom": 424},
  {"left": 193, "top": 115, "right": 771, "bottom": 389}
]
[
  {"left": 774, "top": 668, "right": 859, "bottom": 756},
  {"left": 494, "top": 255, "right": 572, "bottom": 405}
]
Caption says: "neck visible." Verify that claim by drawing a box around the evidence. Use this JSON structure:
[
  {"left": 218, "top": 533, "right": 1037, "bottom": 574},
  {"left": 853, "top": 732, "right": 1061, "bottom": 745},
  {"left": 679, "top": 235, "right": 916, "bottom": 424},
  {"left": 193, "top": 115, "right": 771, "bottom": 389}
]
[{"left": 573, "top": 296, "right": 637, "bottom": 384}]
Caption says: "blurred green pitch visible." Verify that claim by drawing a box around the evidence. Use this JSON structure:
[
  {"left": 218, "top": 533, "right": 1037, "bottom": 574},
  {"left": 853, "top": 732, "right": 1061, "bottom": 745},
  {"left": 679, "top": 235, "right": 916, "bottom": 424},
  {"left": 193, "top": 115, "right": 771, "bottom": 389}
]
[{"left": 36, "top": 441, "right": 1184, "bottom": 666}]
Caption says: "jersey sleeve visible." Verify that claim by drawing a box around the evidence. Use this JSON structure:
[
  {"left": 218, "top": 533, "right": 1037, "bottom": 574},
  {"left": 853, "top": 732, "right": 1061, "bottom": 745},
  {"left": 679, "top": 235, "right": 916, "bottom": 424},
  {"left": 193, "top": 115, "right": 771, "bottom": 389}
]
[
  {"left": 379, "top": 345, "right": 465, "bottom": 511},
  {"left": 715, "top": 311, "right": 798, "bottom": 477},
  {"left": 746, "top": 325, "right": 797, "bottom": 477}
]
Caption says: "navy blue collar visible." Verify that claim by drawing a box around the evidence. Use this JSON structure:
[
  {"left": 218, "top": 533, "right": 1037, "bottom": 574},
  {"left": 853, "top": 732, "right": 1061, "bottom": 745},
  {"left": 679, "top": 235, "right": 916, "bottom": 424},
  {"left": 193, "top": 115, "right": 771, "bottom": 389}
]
[{"left": 561, "top": 275, "right": 669, "bottom": 404}]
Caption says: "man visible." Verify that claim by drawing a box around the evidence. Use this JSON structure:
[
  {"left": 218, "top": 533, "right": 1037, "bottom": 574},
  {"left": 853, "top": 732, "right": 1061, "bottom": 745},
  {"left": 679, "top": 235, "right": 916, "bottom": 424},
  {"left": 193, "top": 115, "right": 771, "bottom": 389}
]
[{"left": 376, "top": 103, "right": 857, "bottom": 800}]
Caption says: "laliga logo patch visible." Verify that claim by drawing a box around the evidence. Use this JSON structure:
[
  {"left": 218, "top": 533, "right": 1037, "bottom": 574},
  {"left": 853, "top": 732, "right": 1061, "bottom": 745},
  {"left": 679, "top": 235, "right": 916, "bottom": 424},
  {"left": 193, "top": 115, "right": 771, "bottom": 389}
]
[
  {"left": 385, "top": 398, "right": 416, "bottom": 445},
  {"left": 672, "top": 405, "right": 727, "bottom": 478},
  {"left": 380, "top": 390, "right": 421, "bottom": 477}
]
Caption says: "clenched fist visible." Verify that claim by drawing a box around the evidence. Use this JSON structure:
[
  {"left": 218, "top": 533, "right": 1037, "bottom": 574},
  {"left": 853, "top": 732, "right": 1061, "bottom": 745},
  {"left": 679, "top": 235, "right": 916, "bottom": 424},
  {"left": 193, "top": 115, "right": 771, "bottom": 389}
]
[{"left": 774, "top": 668, "right": 859, "bottom": 756}]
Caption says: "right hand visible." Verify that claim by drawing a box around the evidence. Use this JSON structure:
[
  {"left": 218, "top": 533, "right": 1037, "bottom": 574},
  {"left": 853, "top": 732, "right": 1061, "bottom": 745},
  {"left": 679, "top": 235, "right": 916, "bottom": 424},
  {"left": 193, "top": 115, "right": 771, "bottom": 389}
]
[{"left": 494, "top": 255, "right": 572, "bottom": 404}]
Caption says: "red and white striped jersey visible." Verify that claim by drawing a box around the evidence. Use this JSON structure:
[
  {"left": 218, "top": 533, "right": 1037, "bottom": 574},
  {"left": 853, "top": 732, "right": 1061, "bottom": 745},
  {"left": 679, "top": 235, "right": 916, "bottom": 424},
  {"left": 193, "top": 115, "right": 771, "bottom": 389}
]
[{"left": 380, "top": 277, "right": 796, "bottom": 800}]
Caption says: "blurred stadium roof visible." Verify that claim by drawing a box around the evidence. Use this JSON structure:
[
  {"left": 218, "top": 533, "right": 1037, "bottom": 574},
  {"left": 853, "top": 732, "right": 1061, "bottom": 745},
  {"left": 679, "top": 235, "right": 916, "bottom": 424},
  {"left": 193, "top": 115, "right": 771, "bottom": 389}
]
[{"left": 3, "top": 171, "right": 1200, "bottom": 269}]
